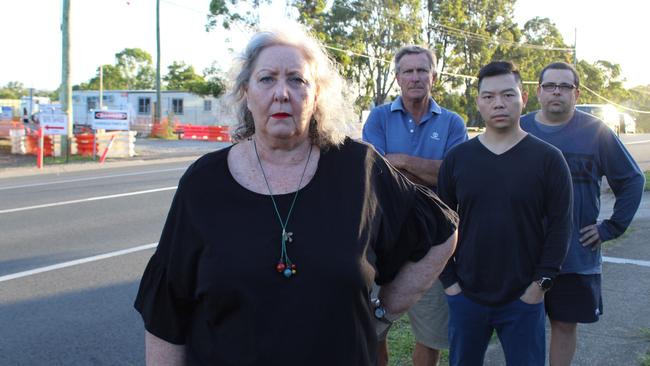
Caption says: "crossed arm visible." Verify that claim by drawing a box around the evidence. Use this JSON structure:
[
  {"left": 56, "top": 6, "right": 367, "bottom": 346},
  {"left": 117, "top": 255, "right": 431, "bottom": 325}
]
[{"left": 385, "top": 153, "right": 442, "bottom": 187}]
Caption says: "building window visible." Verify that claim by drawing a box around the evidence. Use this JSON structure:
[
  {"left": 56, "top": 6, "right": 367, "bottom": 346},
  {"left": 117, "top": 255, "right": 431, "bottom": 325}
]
[
  {"left": 172, "top": 98, "right": 184, "bottom": 115},
  {"left": 138, "top": 97, "right": 151, "bottom": 114},
  {"left": 86, "top": 96, "right": 98, "bottom": 111},
  {"left": 204, "top": 100, "right": 212, "bottom": 112}
]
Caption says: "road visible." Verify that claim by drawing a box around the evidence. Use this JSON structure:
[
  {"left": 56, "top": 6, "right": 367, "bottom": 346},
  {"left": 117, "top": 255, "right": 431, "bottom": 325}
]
[
  {"left": 0, "top": 135, "right": 648, "bottom": 365},
  {"left": 0, "top": 161, "right": 189, "bottom": 365}
]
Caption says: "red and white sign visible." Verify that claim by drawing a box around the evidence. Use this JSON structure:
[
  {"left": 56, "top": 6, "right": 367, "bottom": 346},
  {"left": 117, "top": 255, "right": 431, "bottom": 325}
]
[
  {"left": 92, "top": 110, "right": 129, "bottom": 130},
  {"left": 40, "top": 113, "right": 68, "bottom": 135}
]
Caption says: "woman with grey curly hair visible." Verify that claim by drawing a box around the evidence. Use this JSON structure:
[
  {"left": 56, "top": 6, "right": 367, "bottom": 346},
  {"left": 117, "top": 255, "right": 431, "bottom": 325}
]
[{"left": 135, "top": 22, "right": 458, "bottom": 366}]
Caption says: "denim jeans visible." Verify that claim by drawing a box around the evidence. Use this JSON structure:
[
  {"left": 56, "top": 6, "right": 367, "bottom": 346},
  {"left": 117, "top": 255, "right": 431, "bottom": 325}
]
[{"left": 446, "top": 292, "right": 545, "bottom": 366}]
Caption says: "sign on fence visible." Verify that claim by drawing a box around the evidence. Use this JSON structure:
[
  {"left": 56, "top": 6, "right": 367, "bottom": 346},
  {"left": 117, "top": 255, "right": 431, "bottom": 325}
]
[
  {"left": 1, "top": 106, "right": 13, "bottom": 120},
  {"left": 40, "top": 111, "right": 68, "bottom": 135},
  {"left": 92, "top": 110, "right": 129, "bottom": 130}
]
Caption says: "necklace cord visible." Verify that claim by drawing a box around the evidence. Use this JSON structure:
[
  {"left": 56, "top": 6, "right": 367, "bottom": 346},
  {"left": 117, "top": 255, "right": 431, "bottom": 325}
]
[{"left": 253, "top": 139, "right": 313, "bottom": 274}]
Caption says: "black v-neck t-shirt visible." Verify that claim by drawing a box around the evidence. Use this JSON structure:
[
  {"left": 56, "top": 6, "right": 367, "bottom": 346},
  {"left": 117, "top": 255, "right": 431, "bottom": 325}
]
[{"left": 135, "top": 138, "right": 457, "bottom": 365}]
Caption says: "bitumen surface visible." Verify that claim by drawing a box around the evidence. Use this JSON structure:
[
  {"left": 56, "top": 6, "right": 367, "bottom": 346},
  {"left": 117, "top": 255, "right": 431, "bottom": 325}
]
[{"left": 1, "top": 138, "right": 649, "bottom": 365}]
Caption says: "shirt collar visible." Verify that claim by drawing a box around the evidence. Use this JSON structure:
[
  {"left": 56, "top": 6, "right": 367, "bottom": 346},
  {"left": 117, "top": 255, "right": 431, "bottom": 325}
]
[{"left": 390, "top": 96, "right": 442, "bottom": 116}]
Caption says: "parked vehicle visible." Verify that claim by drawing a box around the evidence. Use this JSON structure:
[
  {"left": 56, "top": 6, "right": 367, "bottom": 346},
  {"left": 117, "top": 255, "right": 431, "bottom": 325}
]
[
  {"left": 618, "top": 112, "right": 636, "bottom": 134},
  {"left": 575, "top": 104, "right": 621, "bottom": 133}
]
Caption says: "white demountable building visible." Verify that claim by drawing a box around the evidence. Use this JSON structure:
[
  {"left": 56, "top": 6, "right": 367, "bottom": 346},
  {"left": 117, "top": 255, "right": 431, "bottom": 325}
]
[{"left": 71, "top": 90, "right": 229, "bottom": 134}]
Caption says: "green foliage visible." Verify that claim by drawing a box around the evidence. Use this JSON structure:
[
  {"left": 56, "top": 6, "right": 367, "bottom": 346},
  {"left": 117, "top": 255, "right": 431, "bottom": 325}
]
[
  {"left": 294, "top": 0, "right": 423, "bottom": 110},
  {"left": 76, "top": 48, "right": 155, "bottom": 90},
  {"left": 206, "top": 0, "right": 271, "bottom": 31},
  {"left": 0, "top": 81, "right": 26, "bottom": 99},
  {"left": 163, "top": 61, "right": 204, "bottom": 90}
]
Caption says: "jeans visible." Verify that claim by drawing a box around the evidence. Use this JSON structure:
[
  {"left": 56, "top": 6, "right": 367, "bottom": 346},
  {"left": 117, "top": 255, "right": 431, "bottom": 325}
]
[{"left": 446, "top": 292, "right": 545, "bottom": 366}]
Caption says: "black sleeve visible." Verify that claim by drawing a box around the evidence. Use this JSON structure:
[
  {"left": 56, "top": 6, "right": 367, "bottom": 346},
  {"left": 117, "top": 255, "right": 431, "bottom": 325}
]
[
  {"left": 436, "top": 155, "right": 460, "bottom": 289},
  {"left": 134, "top": 177, "right": 202, "bottom": 345},
  {"left": 535, "top": 149, "right": 573, "bottom": 280},
  {"left": 372, "top": 155, "right": 458, "bottom": 285}
]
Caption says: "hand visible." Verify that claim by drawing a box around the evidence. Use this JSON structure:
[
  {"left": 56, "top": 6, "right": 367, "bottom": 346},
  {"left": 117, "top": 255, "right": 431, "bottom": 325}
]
[
  {"left": 519, "top": 281, "right": 545, "bottom": 305},
  {"left": 579, "top": 224, "right": 602, "bottom": 251},
  {"left": 444, "top": 282, "right": 462, "bottom": 296}
]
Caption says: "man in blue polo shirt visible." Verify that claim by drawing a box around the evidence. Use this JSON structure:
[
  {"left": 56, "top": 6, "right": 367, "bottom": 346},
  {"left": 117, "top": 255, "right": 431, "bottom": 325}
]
[{"left": 363, "top": 45, "right": 467, "bottom": 366}]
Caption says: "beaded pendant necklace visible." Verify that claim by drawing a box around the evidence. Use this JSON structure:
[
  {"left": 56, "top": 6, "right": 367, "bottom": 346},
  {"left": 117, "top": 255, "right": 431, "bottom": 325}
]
[{"left": 253, "top": 139, "right": 313, "bottom": 278}]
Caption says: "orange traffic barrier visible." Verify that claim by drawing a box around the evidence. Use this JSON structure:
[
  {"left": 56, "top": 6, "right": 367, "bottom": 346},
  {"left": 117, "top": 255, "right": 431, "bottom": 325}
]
[
  {"left": 181, "top": 124, "right": 231, "bottom": 142},
  {"left": 75, "top": 133, "right": 96, "bottom": 157},
  {"left": 24, "top": 133, "right": 54, "bottom": 157}
]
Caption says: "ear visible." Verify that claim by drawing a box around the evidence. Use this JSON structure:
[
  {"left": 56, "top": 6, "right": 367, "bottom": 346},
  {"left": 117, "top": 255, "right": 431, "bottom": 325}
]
[
  {"left": 521, "top": 89, "right": 529, "bottom": 107},
  {"left": 536, "top": 85, "right": 542, "bottom": 99},
  {"left": 575, "top": 88, "right": 581, "bottom": 101},
  {"left": 431, "top": 71, "right": 438, "bottom": 84}
]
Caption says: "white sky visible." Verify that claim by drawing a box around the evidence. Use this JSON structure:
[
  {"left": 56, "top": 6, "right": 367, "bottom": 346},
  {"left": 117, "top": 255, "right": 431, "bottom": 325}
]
[{"left": 1, "top": 0, "right": 648, "bottom": 91}]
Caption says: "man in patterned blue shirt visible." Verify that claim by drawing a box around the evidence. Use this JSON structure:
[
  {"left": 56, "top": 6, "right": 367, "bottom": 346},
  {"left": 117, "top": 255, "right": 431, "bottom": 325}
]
[
  {"left": 363, "top": 45, "right": 467, "bottom": 366},
  {"left": 521, "top": 61, "right": 645, "bottom": 366}
]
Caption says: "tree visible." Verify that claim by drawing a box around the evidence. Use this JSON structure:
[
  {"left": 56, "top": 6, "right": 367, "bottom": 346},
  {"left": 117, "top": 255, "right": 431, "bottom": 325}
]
[
  {"left": 206, "top": 0, "right": 272, "bottom": 31},
  {"left": 296, "top": 0, "right": 423, "bottom": 109},
  {"left": 116, "top": 48, "right": 155, "bottom": 89},
  {"left": 0, "top": 81, "right": 26, "bottom": 99},
  {"left": 75, "top": 48, "right": 155, "bottom": 90},
  {"left": 163, "top": 61, "right": 204, "bottom": 90},
  {"left": 426, "top": 0, "right": 519, "bottom": 125}
]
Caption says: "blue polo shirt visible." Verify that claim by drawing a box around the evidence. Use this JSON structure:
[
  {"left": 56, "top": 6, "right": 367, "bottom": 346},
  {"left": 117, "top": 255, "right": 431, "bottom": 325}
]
[{"left": 362, "top": 96, "right": 467, "bottom": 161}]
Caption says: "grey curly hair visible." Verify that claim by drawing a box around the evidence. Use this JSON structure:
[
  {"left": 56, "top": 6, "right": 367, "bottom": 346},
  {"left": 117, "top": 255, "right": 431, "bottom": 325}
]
[{"left": 226, "top": 23, "right": 353, "bottom": 148}]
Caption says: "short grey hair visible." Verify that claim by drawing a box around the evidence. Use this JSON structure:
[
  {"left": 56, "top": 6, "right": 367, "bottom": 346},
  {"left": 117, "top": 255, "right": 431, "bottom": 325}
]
[
  {"left": 226, "top": 23, "right": 353, "bottom": 148},
  {"left": 394, "top": 45, "right": 437, "bottom": 75}
]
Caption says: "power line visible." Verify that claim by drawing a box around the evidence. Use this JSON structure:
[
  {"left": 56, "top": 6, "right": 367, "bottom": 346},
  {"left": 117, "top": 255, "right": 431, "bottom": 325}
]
[
  {"left": 431, "top": 24, "right": 575, "bottom": 52},
  {"left": 580, "top": 85, "right": 650, "bottom": 114}
]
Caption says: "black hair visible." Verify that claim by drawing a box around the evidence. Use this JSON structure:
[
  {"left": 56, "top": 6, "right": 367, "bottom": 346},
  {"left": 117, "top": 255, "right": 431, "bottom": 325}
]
[
  {"left": 477, "top": 61, "right": 522, "bottom": 91},
  {"left": 539, "top": 61, "right": 580, "bottom": 88}
]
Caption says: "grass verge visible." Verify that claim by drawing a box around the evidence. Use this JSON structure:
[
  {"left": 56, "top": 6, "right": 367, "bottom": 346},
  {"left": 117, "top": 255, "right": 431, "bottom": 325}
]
[{"left": 388, "top": 315, "right": 449, "bottom": 365}]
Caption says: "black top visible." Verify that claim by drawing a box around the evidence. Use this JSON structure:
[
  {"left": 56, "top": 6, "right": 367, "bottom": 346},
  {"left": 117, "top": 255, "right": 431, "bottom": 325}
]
[
  {"left": 438, "top": 135, "right": 572, "bottom": 306},
  {"left": 134, "top": 138, "right": 458, "bottom": 365}
]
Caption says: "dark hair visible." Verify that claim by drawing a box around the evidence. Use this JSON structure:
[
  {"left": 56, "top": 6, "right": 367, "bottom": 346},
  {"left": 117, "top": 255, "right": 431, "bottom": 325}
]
[
  {"left": 394, "top": 45, "right": 437, "bottom": 75},
  {"left": 477, "top": 61, "right": 522, "bottom": 91},
  {"left": 539, "top": 62, "right": 580, "bottom": 88}
]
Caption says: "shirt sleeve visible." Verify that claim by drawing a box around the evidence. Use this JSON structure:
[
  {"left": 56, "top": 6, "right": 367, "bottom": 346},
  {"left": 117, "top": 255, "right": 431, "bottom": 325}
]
[
  {"left": 436, "top": 155, "right": 460, "bottom": 288},
  {"left": 362, "top": 108, "right": 387, "bottom": 155},
  {"left": 443, "top": 114, "right": 468, "bottom": 155},
  {"left": 534, "top": 149, "right": 573, "bottom": 280},
  {"left": 134, "top": 178, "right": 202, "bottom": 345},
  {"left": 372, "top": 155, "right": 458, "bottom": 285},
  {"left": 597, "top": 128, "right": 645, "bottom": 241}
]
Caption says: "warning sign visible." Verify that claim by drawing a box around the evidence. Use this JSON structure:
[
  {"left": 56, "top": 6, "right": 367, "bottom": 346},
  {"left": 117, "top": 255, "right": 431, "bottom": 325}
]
[{"left": 92, "top": 110, "right": 129, "bottom": 130}]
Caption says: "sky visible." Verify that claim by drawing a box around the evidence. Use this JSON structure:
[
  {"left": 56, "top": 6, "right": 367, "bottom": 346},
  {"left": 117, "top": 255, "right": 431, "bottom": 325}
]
[{"left": 2, "top": 0, "right": 649, "bottom": 91}]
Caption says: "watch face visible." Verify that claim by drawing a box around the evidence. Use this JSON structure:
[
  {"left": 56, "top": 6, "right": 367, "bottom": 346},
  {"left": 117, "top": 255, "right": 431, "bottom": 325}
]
[
  {"left": 374, "top": 306, "right": 386, "bottom": 319},
  {"left": 539, "top": 278, "right": 553, "bottom": 291}
]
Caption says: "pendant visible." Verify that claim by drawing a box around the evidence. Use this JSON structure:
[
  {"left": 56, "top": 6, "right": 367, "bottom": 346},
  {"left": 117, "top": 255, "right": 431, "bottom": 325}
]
[{"left": 282, "top": 230, "right": 293, "bottom": 243}]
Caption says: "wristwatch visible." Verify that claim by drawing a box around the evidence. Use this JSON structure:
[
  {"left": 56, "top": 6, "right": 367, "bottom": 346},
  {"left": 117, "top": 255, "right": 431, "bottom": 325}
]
[
  {"left": 371, "top": 298, "right": 398, "bottom": 323},
  {"left": 536, "top": 277, "right": 553, "bottom": 291}
]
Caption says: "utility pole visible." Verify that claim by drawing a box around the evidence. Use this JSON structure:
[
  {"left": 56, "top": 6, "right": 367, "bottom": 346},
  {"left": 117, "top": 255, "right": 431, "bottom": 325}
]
[
  {"left": 573, "top": 28, "right": 577, "bottom": 67},
  {"left": 155, "top": 0, "right": 162, "bottom": 125},
  {"left": 99, "top": 64, "right": 103, "bottom": 109},
  {"left": 61, "top": 0, "right": 73, "bottom": 162}
]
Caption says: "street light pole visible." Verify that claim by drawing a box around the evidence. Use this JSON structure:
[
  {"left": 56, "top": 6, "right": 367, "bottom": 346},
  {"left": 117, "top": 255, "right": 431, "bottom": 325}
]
[
  {"left": 155, "top": 0, "right": 162, "bottom": 125},
  {"left": 61, "top": 0, "right": 73, "bottom": 163}
]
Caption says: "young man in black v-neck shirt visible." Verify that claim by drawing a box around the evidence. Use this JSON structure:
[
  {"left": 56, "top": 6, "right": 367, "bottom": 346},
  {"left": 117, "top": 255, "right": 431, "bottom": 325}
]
[{"left": 437, "top": 61, "right": 573, "bottom": 366}]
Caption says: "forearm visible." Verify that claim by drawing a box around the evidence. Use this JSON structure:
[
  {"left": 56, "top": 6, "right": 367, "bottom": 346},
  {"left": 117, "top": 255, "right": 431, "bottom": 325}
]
[
  {"left": 146, "top": 330, "right": 187, "bottom": 366},
  {"left": 386, "top": 154, "right": 442, "bottom": 187},
  {"left": 379, "top": 230, "right": 457, "bottom": 314}
]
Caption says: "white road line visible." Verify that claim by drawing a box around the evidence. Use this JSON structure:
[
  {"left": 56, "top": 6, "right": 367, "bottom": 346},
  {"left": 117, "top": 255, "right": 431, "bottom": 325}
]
[
  {"left": 603, "top": 256, "right": 650, "bottom": 268},
  {"left": 626, "top": 139, "right": 650, "bottom": 145},
  {"left": 0, "top": 167, "right": 185, "bottom": 191},
  {"left": 0, "top": 186, "right": 177, "bottom": 214},
  {"left": 0, "top": 243, "right": 158, "bottom": 283}
]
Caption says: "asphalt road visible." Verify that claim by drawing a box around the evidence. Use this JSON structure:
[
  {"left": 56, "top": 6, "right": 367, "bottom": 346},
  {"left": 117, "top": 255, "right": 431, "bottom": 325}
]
[
  {"left": 0, "top": 135, "right": 648, "bottom": 365},
  {"left": 0, "top": 161, "right": 191, "bottom": 365}
]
